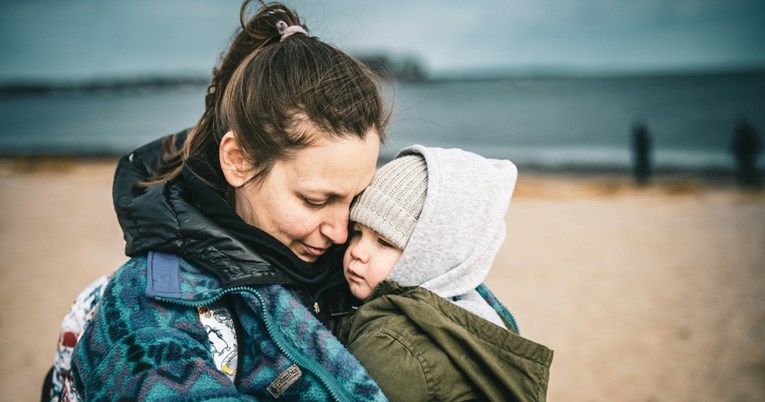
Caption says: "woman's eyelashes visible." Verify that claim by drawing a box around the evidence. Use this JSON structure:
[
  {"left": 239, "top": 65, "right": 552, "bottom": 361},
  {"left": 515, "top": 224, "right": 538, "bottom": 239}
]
[{"left": 302, "top": 196, "right": 328, "bottom": 208}]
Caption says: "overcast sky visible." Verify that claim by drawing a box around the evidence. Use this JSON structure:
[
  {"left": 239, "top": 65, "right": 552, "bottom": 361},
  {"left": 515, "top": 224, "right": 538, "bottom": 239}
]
[{"left": 1, "top": 0, "right": 763, "bottom": 81}]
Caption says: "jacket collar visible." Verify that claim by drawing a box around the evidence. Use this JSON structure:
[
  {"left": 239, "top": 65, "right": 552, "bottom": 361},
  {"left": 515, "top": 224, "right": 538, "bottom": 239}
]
[{"left": 113, "top": 131, "right": 291, "bottom": 288}]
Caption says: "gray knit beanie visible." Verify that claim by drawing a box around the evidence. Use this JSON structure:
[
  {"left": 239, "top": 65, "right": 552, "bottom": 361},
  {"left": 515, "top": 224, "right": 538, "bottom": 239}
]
[{"left": 350, "top": 155, "right": 428, "bottom": 249}]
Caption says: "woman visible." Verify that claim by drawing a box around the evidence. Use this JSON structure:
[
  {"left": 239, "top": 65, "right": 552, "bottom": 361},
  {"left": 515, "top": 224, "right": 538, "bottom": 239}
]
[{"left": 52, "top": 1, "right": 390, "bottom": 400}]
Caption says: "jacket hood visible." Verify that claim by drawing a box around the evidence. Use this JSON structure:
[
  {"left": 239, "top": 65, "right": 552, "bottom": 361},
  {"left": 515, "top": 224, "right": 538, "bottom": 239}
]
[
  {"left": 112, "top": 132, "right": 284, "bottom": 287},
  {"left": 112, "top": 131, "right": 345, "bottom": 290},
  {"left": 386, "top": 145, "right": 517, "bottom": 299}
]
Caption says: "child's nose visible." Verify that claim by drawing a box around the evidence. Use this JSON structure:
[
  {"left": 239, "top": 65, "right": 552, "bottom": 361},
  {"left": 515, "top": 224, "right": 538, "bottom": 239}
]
[{"left": 350, "top": 240, "right": 369, "bottom": 262}]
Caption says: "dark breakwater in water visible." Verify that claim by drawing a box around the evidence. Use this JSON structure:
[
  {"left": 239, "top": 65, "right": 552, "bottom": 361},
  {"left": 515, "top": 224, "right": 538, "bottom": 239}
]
[{"left": 1, "top": 70, "right": 763, "bottom": 174}]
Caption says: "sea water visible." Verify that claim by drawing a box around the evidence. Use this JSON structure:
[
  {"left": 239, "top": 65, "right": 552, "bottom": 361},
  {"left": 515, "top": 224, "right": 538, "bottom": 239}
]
[{"left": 1, "top": 71, "right": 763, "bottom": 172}]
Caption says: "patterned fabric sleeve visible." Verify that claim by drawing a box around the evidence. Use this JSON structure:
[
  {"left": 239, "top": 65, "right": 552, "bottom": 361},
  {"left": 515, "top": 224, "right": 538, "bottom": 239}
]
[
  {"left": 49, "top": 277, "right": 242, "bottom": 401},
  {"left": 50, "top": 275, "right": 110, "bottom": 402}
]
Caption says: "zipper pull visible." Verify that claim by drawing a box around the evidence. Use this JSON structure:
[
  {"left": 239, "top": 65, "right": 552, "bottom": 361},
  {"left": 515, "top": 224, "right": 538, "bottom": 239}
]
[{"left": 313, "top": 302, "right": 320, "bottom": 314}]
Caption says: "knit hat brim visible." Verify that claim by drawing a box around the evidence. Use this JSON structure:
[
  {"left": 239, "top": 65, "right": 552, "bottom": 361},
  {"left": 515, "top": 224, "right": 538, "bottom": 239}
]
[
  {"left": 349, "top": 186, "right": 416, "bottom": 249},
  {"left": 349, "top": 154, "right": 428, "bottom": 249}
]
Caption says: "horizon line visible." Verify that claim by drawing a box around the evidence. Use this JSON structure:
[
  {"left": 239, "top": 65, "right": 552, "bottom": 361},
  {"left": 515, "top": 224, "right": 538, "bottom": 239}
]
[{"left": 1, "top": 65, "right": 763, "bottom": 95}]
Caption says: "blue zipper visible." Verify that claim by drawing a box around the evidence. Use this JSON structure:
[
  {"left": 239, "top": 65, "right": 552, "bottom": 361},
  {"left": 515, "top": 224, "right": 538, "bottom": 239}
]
[
  {"left": 475, "top": 284, "right": 521, "bottom": 334},
  {"left": 250, "top": 288, "right": 353, "bottom": 402},
  {"left": 155, "top": 286, "right": 250, "bottom": 308},
  {"left": 505, "top": 307, "right": 520, "bottom": 334}
]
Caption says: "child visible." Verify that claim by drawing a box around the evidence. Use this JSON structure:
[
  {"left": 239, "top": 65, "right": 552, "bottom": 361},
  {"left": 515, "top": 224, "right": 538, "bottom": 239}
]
[{"left": 339, "top": 145, "right": 554, "bottom": 402}]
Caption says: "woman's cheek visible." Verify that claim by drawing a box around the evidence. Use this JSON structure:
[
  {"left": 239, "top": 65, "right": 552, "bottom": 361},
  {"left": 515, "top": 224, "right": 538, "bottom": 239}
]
[{"left": 290, "top": 206, "right": 321, "bottom": 237}]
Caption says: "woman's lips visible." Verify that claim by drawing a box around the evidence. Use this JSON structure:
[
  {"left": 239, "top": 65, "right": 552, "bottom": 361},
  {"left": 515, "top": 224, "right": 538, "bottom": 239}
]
[{"left": 301, "top": 242, "right": 327, "bottom": 257}]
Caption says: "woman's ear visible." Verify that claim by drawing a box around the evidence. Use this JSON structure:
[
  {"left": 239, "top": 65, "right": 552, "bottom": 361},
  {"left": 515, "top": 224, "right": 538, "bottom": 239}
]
[{"left": 219, "top": 131, "right": 252, "bottom": 187}]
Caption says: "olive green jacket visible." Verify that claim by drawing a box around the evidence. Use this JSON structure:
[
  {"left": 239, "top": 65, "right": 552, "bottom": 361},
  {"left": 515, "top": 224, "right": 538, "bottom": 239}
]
[{"left": 337, "top": 281, "right": 553, "bottom": 402}]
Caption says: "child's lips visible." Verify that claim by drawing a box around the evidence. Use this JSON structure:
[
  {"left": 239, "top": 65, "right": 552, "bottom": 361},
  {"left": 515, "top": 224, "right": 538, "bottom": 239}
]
[{"left": 347, "top": 268, "right": 363, "bottom": 282}]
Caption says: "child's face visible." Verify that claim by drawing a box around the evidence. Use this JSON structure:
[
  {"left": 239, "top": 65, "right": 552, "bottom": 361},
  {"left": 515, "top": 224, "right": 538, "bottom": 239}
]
[{"left": 343, "top": 222, "right": 403, "bottom": 300}]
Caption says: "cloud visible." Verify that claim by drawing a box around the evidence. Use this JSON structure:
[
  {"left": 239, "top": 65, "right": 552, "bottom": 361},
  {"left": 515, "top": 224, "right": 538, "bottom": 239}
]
[{"left": 1, "top": 0, "right": 763, "bottom": 80}]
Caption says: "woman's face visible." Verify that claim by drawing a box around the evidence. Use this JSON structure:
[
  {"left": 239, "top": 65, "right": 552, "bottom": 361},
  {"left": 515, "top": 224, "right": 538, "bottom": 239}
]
[{"left": 234, "top": 133, "right": 380, "bottom": 263}]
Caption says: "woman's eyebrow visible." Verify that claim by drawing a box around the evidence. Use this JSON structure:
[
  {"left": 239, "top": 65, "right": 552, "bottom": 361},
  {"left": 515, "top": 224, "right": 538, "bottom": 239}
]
[{"left": 301, "top": 187, "right": 349, "bottom": 199}]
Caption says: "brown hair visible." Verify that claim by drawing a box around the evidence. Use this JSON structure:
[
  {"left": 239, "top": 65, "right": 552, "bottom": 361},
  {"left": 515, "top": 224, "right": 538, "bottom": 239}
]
[{"left": 149, "top": 0, "right": 390, "bottom": 194}]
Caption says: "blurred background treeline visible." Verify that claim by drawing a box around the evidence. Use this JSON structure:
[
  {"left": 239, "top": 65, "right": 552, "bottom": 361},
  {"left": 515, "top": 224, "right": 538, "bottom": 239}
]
[{"left": 1, "top": 0, "right": 763, "bottom": 178}]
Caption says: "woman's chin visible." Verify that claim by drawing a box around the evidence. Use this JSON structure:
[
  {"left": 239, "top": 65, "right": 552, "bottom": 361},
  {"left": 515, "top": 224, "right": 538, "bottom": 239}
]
[
  {"left": 292, "top": 247, "right": 320, "bottom": 263},
  {"left": 297, "top": 254, "right": 318, "bottom": 263}
]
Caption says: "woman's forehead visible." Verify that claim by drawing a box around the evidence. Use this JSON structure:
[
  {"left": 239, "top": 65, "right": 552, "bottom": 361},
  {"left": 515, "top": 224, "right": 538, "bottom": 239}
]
[{"left": 280, "top": 134, "right": 380, "bottom": 195}]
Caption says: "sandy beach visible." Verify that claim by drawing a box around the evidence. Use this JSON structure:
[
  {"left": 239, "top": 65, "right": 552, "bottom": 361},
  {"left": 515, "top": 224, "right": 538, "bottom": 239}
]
[{"left": 0, "top": 158, "right": 763, "bottom": 402}]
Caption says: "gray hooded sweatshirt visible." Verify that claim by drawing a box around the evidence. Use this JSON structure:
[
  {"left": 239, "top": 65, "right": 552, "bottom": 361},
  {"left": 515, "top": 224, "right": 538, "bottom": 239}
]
[
  {"left": 385, "top": 145, "right": 517, "bottom": 327},
  {"left": 339, "top": 146, "right": 553, "bottom": 401}
]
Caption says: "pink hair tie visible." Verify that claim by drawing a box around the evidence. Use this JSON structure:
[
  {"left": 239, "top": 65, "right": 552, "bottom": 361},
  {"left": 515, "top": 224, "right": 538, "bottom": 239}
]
[{"left": 276, "top": 20, "right": 308, "bottom": 41}]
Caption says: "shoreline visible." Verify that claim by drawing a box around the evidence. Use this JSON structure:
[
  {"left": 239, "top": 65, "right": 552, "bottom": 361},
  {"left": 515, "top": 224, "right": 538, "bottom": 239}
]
[
  {"left": 2, "top": 67, "right": 762, "bottom": 94},
  {"left": 1, "top": 156, "right": 759, "bottom": 189}
]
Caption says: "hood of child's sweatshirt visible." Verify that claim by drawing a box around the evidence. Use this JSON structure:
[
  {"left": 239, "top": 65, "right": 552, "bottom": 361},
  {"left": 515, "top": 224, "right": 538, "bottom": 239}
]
[{"left": 386, "top": 145, "right": 518, "bottom": 299}]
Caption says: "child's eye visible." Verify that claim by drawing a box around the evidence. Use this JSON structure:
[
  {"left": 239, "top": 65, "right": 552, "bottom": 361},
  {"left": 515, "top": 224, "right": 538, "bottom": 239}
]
[
  {"left": 351, "top": 229, "right": 362, "bottom": 238},
  {"left": 377, "top": 238, "right": 394, "bottom": 248}
]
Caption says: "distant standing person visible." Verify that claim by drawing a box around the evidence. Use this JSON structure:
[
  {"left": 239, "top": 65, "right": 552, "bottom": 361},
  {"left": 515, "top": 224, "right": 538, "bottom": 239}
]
[
  {"left": 731, "top": 119, "right": 762, "bottom": 186},
  {"left": 631, "top": 120, "right": 652, "bottom": 184}
]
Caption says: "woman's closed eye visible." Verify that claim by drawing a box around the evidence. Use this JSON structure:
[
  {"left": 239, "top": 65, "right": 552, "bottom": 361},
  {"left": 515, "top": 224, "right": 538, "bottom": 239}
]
[{"left": 302, "top": 196, "right": 328, "bottom": 208}]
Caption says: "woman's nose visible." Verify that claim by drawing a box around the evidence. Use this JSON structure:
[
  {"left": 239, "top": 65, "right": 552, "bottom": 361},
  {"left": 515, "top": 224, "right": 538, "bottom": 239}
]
[{"left": 320, "top": 207, "right": 349, "bottom": 245}]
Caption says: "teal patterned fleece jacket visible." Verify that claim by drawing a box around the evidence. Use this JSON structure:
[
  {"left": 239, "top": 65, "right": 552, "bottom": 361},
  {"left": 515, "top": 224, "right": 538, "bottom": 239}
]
[
  {"left": 67, "top": 131, "right": 385, "bottom": 400},
  {"left": 70, "top": 252, "right": 386, "bottom": 401}
]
